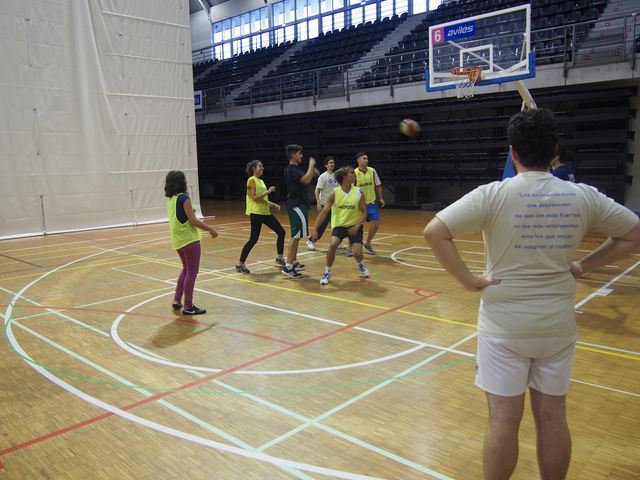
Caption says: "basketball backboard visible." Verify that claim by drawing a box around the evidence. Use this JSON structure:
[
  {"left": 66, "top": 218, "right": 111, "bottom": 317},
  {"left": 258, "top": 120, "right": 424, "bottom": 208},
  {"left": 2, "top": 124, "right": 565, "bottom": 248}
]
[{"left": 427, "top": 4, "right": 535, "bottom": 93}]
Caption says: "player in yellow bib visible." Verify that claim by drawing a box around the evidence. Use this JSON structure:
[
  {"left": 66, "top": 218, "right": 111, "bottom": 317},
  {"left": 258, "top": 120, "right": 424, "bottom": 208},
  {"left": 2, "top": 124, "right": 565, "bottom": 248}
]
[
  {"left": 355, "top": 152, "right": 385, "bottom": 255},
  {"left": 236, "top": 160, "right": 286, "bottom": 273},
  {"left": 312, "top": 166, "right": 370, "bottom": 285}
]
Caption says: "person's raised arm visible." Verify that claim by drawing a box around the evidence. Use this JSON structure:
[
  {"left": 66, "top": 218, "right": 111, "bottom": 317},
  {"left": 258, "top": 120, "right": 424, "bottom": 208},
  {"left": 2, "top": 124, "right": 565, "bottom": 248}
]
[
  {"left": 300, "top": 156, "right": 318, "bottom": 185},
  {"left": 183, "top": 197, "right": 218, "bottom": 239},
  {"left": 423, "top": 217, "right": 499, "bottom": 291},
  {"left": 571, "top": 220, "right": 640, "bottom": 277}
]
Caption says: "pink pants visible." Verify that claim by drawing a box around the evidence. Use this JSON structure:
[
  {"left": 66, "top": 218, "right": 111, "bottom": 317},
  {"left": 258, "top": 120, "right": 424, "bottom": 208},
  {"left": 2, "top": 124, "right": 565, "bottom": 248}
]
[{"left": 174, "top": 241, "right": 201, "bottom": 309}]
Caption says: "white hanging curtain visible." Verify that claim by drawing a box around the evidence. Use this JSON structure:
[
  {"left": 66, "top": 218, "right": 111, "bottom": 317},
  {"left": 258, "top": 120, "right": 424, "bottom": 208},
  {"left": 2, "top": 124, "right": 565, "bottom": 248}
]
[{"left": 0, "top": 0, "right": 199, "bottom": 239}]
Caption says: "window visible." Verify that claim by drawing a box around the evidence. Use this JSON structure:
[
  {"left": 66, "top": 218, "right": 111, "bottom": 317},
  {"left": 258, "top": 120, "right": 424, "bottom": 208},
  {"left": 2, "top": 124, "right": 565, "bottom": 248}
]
[
  {"left": 260, "top": 7, "right": 269, "bottom": 29},
  {"left": 232, "top": 16, "right": 241, "bottom": 38},
  {"left": 214, "top": 44, "right": 223, "bottom": 59},
  {"left": 395, "top": 0, "right": 409, "bottom": 15},
  {"left": 334, "top": 11, "right": 345, "bottom": 30},
  {"left": 414, "top": 0, "right": 428, "bottom": 14},
  {"left": 233, "top": 39, "right": 241, "bottom": 55},
  {"left": 429, "top": 0, "right": 442, "bottom": 11},
  {"left": 251, "top": 10, "right": 260, "bottom": 33},
  {"left": 308, "top": 18, "right": 319, "bottom": 38},
  {"left": 298, "top": 21, "right": 308, "bottom": 40},
  {"left": 261, "top": 32, "right": 270, "bottom": 47},
  {"left": 322, "top": 14, "right": 332, "bottom": 32},
  {"left": 223, "top": 42, "right": 231, "bottom": 58},
  {"left": 320, "top": 0, "right": 332, "bottom": 13},
  {"left": 351, "top": 6, "right": 363, "bottom": 26},
  {"left": 275, "top": 27, "right": 285, "bottom": 44},
  {"left": 380, "top": 0, "right": 393, "bottom": 19},
  {"left": 241, "top": 37, "right": 251, "bottom": 53},
  {"left": 273, "top": 2, "right": 284, "bottom": 26},
  {"left": 241, "top": 13, "right": 251, "bottom": 35},
  {"left": 284, "top": 0, "right": 295, "bottom": 23},
  {"left": 223, "top": 19, "right": 231, "bottom": 41},
  {"left": 285, "top": 24, "right": 295, "bottom": 41},
  {"left": 364, "top": 3, "right": 376, "bottom": 22},
  {"left": 213, "top": 22, "right": 223, "bottom": 43}
]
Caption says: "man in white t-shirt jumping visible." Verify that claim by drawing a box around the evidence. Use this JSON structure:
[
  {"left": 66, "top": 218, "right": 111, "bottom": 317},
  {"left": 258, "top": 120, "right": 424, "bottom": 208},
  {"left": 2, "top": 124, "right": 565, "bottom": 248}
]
[{"left": 424, "top": 108, "right": 640, "bottom": 480}]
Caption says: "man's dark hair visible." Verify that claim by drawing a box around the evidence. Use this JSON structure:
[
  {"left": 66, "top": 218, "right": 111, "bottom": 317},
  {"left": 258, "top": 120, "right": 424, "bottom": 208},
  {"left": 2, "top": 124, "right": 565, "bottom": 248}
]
[
  {"left": 323, "top": 156, "right": 335, "bottom": 166},
  {"left": 355, "top": 152, "right": 367, "bottom": 161},
  {"left": 334, "top": 166, "right": 354, "bottom": 184},
  {"left": 164, "top": 170, "right": 187, "bottom": 198},
  {"left": 508, "top": 108, "right": 558, "bottom": 169},
  {"left": 285, "top": 144, "right": 303, "bottom": 160}
]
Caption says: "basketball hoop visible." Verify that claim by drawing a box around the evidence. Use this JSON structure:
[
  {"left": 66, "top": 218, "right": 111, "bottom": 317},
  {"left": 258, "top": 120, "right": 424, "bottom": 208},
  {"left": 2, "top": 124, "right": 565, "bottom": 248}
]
[{"left": 450, "top": 66, "right": 483, "bottom": 100}]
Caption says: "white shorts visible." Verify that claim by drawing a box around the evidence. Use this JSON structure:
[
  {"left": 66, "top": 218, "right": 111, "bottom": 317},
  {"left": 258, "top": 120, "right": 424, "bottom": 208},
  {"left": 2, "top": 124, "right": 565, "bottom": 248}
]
[{"left": 476, "top": 334, "right": 577, "bottom": 397}]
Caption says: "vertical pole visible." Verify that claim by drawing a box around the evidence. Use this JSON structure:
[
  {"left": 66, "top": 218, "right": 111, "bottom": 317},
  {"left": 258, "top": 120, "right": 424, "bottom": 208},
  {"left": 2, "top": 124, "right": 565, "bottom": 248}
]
[
  {"left": 39, "top": 194, "right": 46, "bottom": 235},
  {"left": 130, "top": 189, "right": 137, "bottom": 226}
]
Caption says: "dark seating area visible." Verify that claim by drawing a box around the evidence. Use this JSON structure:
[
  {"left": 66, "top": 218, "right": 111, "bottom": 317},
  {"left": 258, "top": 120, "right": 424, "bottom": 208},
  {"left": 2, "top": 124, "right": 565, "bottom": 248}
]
[
  {"left": 237, "top": 14, "right": 407, "bottom": 105},
  {"left": 194, "top": 42, "right": 294, "bottom": 92},
  {"left": 197, "top": 85, "right": 634, "bottom": 205}
]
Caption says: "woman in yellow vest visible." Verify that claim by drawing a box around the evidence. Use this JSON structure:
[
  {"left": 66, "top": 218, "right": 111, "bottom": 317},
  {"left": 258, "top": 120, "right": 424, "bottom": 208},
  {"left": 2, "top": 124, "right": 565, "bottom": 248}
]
[
  {"left": 236, "top": 160, "right": 286, "bottom": 273},
  {"left": 312, "top": 166, "right": 370, "bottom": 285},
  {"left": 165, "top": 170, "right": 218, "bottom": 315}
]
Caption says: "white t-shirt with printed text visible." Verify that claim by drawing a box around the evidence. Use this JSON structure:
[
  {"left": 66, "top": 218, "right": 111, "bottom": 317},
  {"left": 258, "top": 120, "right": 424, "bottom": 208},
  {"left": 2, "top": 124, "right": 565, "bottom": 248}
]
[
  {"left": 436, "top": 172, "right": 638, "bottom": 339},
  {"left": 316, "top": 171, "right": 338, "bottom": 206}
]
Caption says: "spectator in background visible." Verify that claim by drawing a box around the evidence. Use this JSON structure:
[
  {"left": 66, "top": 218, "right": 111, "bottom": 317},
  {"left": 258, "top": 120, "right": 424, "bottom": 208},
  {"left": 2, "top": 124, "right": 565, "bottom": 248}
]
[{"left": 551, "top": 146, "right": 576, "bottom": 182}]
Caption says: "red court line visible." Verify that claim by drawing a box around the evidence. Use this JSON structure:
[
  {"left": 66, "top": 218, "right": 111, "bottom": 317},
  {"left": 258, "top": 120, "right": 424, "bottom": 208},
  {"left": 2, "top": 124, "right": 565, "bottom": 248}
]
[{"left": 0, "top": 290, "right": 435, "bottom": 466}]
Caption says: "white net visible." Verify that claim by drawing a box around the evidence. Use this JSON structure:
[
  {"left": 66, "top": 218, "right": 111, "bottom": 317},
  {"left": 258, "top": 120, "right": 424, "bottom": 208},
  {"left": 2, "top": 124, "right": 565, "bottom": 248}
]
[{"left": 451, "top": 67, "right": 482, "bottom": 100}]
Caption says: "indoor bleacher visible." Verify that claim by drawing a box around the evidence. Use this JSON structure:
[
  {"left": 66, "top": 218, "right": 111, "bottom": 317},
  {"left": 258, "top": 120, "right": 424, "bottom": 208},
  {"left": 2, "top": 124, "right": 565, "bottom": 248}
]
[{"left": 191, "top": 0, "right": 638, "bottom": 208}]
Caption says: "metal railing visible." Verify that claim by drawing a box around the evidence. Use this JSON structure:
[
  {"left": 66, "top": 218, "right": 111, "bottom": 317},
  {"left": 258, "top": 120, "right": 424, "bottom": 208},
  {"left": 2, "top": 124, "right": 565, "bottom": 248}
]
[{"left": 194, "top": 12, "right": 638, "bottom": 116}]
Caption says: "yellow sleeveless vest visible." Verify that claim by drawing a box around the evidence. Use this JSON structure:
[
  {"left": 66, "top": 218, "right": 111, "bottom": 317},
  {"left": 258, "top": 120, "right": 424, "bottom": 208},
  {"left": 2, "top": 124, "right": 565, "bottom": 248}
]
[
  {"left": 167, "top": 194, "right": 201, "bottom": 250},
  {"left": 246, "top": 176, "right": 270, "bottom": 216},
  {"left": 331, "top": 187, "right": 361, "bottom": 227},
  {"left": 355, "top": 167, "right": 376, "bottom": 204}
]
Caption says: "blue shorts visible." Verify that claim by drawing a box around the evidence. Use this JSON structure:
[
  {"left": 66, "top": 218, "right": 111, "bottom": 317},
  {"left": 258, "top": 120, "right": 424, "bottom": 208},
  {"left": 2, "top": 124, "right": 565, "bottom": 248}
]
[{"left": 366, "top": 203, "right": 380, "bottom": 222}]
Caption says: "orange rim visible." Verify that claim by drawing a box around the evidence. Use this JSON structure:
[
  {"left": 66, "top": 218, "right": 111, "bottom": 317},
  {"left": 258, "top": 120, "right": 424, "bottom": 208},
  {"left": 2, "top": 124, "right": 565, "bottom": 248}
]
[{"left": 450, "top": 65, "right": 482, "bottom": 83}]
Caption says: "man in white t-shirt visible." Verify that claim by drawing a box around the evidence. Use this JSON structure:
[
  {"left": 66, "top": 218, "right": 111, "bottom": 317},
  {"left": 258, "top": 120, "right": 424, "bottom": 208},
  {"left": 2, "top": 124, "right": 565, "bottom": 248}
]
[
  {"left": 307, "top": 156, "right": 338, "bottom": 251},
  {"left": 424, "top": 108, "right": 640, "bottom": 480}
]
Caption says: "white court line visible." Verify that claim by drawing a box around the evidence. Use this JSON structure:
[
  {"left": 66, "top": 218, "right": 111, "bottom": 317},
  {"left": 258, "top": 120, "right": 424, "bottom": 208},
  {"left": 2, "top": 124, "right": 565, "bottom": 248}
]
[
  {"left": 132, "top": 342, "right": 457, "bottom": 480},
  {"left": 109, "top": 285, "right": 473, "bottom": 376},
  {"left": 575, "top": 260, "right": 640, "bottom": 310},
  {"left": 7, "top": 319, "right": 314, "bottom": 480},
  {"left": 256, "top": 333, "right": 479, "bottom": 480},
  {"left": 2, "top": 243, "right": 381, "bottom": 480},
  {"left": 570, "top": 379, "right": 640, "bottom": 397},
  {"left": 390, "top": 247, "right": 445, "bottom": 272}
]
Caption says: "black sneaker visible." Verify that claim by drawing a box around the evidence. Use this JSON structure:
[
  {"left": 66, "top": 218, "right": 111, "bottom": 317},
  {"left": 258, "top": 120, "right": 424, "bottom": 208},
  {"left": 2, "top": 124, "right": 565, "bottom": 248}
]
[
  {"left": 172, "top": 302, "right": 182, "bottom": 310},
  {"left": 293, "top": 261, "right": 306, "bottom": 271},
  {"left": 282, "top": 265, "right": 302, "bottom": 278},
  {"left": 235, "top": 263, "right": 250, "bottom": 273},
  {"left": 275, "top": 257, "right": 286, "bottom": 267},
  {"left": 183, "top": 305, "right": 206, "bottom": 315}
]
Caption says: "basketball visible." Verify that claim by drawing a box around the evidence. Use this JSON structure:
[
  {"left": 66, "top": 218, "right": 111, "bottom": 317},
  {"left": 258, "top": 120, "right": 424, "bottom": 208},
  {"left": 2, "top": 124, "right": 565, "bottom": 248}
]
[{"left": 399, "top": 118, "right": 420, "bottom": 138}]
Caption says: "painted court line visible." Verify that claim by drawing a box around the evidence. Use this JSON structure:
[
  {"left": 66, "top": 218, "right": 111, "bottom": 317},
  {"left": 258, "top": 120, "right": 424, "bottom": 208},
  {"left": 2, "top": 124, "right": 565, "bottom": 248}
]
[
  {"left": 2, "top": 243, "right": 430, "bottom": 478},
  {"left": 133, "top": 342, "right": 459, "bottom": 480},
  {"left": 6, "top": 319, "right": 312, "bottom": 480}
]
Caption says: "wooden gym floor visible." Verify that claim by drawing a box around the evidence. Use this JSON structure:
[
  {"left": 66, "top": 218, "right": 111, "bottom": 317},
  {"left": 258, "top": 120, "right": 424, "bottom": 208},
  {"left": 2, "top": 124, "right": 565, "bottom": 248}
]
[{"left": 0, "top": 201, "right": 638, "bottom": 479}]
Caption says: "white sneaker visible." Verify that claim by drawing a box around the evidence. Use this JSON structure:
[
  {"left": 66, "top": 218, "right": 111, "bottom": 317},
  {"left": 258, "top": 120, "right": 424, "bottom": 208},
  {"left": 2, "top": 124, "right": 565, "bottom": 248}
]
[
  {"left": 320, "top": 272, "right": 331, "bottom": 285},
  {"left": 358, "top": 263, "right": 369, "bottom": 278},
  {"left": 337, "top": 244, "right": 347, "bottom": 250},
  {"left": 346, "top": 249, "right": 354, "bottom": 257},
  {"left": 306, "top": 239, "right": 316, "bottom": 251}
]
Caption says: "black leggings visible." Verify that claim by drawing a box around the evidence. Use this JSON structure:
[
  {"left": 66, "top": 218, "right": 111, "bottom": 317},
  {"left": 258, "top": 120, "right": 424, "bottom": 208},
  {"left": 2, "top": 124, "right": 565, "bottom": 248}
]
[{"left": 239, "top": 213, "right": 285, "bottom": 263}]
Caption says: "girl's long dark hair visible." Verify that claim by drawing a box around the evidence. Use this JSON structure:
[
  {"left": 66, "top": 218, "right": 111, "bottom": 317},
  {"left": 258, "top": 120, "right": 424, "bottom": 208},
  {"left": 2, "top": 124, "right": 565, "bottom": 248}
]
[{"left": 164, "top": 170, "right": 187, "bottom": 197}]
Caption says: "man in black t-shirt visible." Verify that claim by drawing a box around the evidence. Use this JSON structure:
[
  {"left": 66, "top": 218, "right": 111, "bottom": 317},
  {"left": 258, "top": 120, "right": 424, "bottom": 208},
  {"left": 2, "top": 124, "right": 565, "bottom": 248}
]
[{"left": 282, "top": 144, "right": 318, "bottom": 277}]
